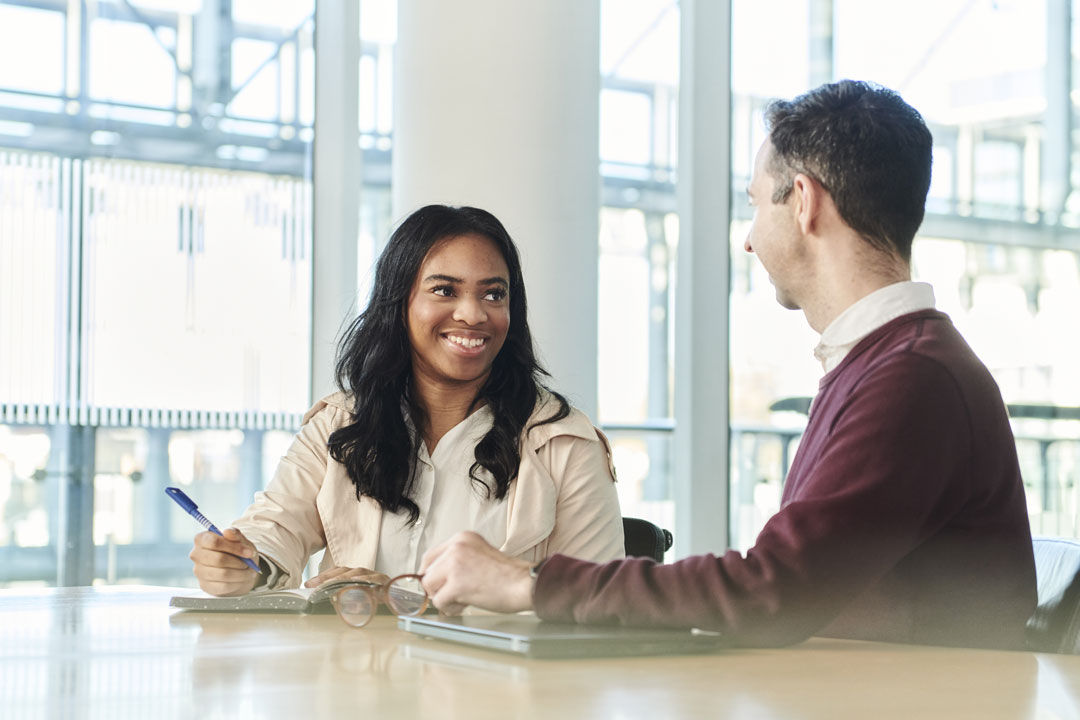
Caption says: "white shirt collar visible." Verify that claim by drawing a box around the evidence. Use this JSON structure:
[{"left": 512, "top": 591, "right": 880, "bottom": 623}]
[{"left": 814, "top": 281, "right": 936, "bottom": 373}]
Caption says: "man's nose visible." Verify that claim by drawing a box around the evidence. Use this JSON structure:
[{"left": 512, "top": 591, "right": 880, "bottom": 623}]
[{"left": 744, "top": 234, "right": 754, "bottom": 253}]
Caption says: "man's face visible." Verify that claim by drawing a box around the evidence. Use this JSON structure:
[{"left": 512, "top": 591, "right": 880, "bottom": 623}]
[{"left": 744, "top": 140, "right": 806, "bottom": 310}]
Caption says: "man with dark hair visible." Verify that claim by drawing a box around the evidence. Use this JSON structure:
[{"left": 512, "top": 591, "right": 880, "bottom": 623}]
[{"left": 419, "top": 80, "right": 1037, "bottom": 649}]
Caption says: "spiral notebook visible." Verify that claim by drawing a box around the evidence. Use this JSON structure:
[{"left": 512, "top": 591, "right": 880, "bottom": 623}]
[
  {"left": 397, "top": 613, "right": 726, "bottom": 659},
  {"left": 169, "top": 578, "right": 371, "bottom": 614}
]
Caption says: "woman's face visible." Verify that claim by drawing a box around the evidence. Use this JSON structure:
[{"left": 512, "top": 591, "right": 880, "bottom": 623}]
[{"left": 406, "top": 233, "right": 511, "bottom": 391}]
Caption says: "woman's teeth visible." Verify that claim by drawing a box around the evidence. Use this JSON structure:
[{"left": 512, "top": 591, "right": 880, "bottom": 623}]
[{"left": 448, "top": 335, "right": 485, "bottom": 349}]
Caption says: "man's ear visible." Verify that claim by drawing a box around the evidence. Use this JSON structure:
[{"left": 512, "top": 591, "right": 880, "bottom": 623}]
[{"left": 791, "top": 173, "right": 822, "bottom": 235}]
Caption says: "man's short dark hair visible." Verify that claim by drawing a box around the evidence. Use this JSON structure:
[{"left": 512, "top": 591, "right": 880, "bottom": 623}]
[{"left": 764, "top": 80, "right": 933, "bottom": 262}]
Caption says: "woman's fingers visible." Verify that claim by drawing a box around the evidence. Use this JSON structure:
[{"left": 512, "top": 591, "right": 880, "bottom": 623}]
[
  {"left": 305, "top": 566, "right": 389, "bottom": 588},
  {"left": 189, "top": 530, "right": 259, "bottom": 596}
]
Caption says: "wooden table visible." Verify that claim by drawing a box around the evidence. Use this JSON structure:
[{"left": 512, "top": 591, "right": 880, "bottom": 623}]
[{"left": 2, "top": 585, "right": 1078, "bottom": 719}]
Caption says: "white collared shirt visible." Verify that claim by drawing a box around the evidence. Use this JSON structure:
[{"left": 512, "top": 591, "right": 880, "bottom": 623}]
[
  {"left": 814, "top": 281, "right": 936, "bottom": 373},
  {"left": 374, "top": 405, "right": 508, "bottom": 575}
]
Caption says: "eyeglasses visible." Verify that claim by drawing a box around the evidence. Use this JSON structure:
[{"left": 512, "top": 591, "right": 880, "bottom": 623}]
[{"left": 329, "top": 573, "right": 429, "bottom": 628}]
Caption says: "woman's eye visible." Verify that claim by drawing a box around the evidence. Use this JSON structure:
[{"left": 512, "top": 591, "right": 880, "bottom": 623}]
[
  {"left": 432, "top": 286, "right": 454, "bottom": 297},
  {"left": 484, "top": 289, "right": 507, "bottom": 302}
]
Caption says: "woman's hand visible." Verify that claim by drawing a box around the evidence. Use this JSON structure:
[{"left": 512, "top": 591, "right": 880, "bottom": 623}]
[
  {"left": 190, "top": 527, "right": 260, "bottom": 597},
  {"left": 305, "top": 566, "right": 390, "bottom": 588}
]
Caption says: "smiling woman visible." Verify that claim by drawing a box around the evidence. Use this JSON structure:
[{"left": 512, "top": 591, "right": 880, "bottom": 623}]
[
  {"left": 186, "top": 204, "right": 626, "bottom": 598},
  {"left": 406, "top": 233, "right": 512, "bottom": 411}
]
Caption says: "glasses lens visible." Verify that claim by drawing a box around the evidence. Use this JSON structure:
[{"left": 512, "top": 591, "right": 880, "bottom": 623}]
[
  {"left": 335, "top": 587, "right": 377, "bottom": 627},
  {"left": 386, "top": 575, "right": 428, "bottom": 616}
]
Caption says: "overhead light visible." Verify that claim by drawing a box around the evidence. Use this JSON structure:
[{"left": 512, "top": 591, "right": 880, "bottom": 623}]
[
  {"left": 216, "top": 145, "right": 268, "bottom": 162},
  {"left": 0, "top": 120, "right": 34, "bottom": 137},
  {"left": 90, "top": 130, "right": 121, "bottom": 145},
  {"left": 235, "top": 145, "right": 268, "bottom": 162}
]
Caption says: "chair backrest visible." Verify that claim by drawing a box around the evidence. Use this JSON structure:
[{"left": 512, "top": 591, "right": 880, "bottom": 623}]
[
  {"left": 1026, "top": 537, "right": 1080, "bottom": 654},
  {"left": 622, "top": 517, "right": 673, "bottom": 563}
]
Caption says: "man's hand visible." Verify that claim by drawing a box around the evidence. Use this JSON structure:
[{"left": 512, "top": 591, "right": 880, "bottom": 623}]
[
  {"left": 305, "top": 566, "right": 389, "bottom": 588},
  {"left": 419, "top": 531, "right": 537, "bottom": 615},
  {"left": 190, "top": 527, "right": 259, "bottom": 597}
]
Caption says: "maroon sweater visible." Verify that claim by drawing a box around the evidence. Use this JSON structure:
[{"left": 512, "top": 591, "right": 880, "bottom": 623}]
[{"left": 536, "top": 310, "right": 1037, "bottom": 649}]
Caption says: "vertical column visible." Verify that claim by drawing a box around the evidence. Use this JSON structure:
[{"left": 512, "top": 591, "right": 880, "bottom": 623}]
[
  {"left": 1043, "top": 0, "right": 1071, "bottom": 222},
  {"left": 311, "top": 0, "right": 361, "bottom": 403},
  {"left": 192, "top": 0, "right": 223, "bottom": 112},
  {"left": 675, "top": 0, "right": 731, "bottom": 556},
  {"left": 393, "top": 0, "right": 601, "bottom": 418},
  {"left": 808, "top": 0, "right": 834, "bottom": 87},
  {"left": 238, "top": 429, "right": 264, "bottom": 506},
  {"left": 644, "top": 212, "right": 670, "bottom": 501},
  {"left": 144, "top": 428, "right": 172, "bottom": 546},
  {"left": 52, "top": 424, "right": 94, "bottom": 586}
]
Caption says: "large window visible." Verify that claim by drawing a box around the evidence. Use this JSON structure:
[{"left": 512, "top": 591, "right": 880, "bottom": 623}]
[
  {"left": 729, "top": 0, "right": 1080, "bottom": 549},
  {"left": 0, "top": 0, "right": 316, "bottom": 586},
  {"left": 5, "top": 1, "right": 1076, "bottom": 587},
  {"left": 597, "top": 0, "right": 680, "bottom": 539}
]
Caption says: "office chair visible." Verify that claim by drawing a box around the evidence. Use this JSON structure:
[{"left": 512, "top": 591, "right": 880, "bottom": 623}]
[
  {"left": 1026, "top": 537, "right": 1080, "bottom": 654},
  {"left": 622, "top": 517, "right": 674, "bottom": 563}
]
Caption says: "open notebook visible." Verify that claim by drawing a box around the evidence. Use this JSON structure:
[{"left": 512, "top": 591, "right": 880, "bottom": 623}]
[
  {"left": 170, "top": 578, "right": 364, "bottom": 614},
  {"left": 398, "top": 613, "right": 726, "bottom": 659}
]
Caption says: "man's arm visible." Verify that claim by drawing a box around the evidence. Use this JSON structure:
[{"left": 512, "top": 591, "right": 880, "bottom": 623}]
[
  {"left": 424, "top": 354, "right": 977, "bottom": 646},
  {"left": 420, "top": 531, "right": 537, "bottom": 615},
  {"left": 531, "top": 354, "right": 975, "bottom": 646}
]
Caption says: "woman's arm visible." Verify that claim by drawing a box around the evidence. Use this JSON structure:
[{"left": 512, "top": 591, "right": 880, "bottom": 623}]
[
  {"left": 538, "top": 430, "right": 625, "bottom": 562},
  {"left": 231, "top": 403, "right": 341, "bottom": 587}
]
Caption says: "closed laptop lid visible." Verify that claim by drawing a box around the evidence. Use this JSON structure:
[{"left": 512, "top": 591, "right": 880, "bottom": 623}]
[{"left": 397, "top": 613, "right": 725, "bottom": 659}]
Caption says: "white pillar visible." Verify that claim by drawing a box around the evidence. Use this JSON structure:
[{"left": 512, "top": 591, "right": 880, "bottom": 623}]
[
  {"left": 312, "top": 0, "right": 361, "bottom": 404},
  {"left": 675, "top": 0, "right": 731, "bottom": 557},
  {"left": 393, "top": 0, "right": 601, "bottom": 419}
]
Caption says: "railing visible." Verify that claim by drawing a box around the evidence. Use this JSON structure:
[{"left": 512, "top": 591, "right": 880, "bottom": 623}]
[
  {"left": 730, "top": 400, "right": 1080, "bottom": 549},
  {"left": 1, "top": 407, "right": 1077, "bottom": 585}
]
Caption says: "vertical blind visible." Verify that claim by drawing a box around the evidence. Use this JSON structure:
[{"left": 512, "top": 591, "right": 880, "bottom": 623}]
[{"left": 0, "top": 150, "right": 311, "bottom": 429}]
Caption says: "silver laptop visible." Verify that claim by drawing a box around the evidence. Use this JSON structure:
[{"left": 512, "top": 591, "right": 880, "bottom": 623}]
[{"left": 398, "top": 613, "right": 725, "bottom": 659}]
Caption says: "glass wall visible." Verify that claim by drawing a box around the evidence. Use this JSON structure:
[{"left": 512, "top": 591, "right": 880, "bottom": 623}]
[
  {"left": 7, "top": 1, "right": 1074, "bottom": 585},
  {"left": 0, "top": 0, "right": 316, "bottom": 586},
  {"left": 729, "top": 0, "right": 1080, "bottom": 549},
  {"left": 597, "top": 0, "right": 680, "bottom": 538}
]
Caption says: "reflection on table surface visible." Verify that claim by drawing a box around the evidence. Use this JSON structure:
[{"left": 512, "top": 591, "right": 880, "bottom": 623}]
[{"left": 1, "top": 585, "right": 1078, "bottom": 719}]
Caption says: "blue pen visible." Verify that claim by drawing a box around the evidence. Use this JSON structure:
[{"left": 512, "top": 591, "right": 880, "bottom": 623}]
[{"left": 165, "top": 486, "right": 261, "bottom": 572}]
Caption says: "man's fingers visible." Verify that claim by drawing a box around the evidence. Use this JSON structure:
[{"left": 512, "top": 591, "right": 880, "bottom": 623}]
[
  {"left": 430, "top": 585, "right": 466, "bottom": 616},
  {"left": 435, "top": 600, "right": 466, "bottom": 616},
  {"left": 419, "top": 543, "right": 450, "bottom": 574}
]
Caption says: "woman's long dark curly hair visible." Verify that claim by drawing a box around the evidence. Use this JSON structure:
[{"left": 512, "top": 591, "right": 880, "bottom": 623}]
[{"left": 327, "top": 204, "right": 569, "bottom": 522}]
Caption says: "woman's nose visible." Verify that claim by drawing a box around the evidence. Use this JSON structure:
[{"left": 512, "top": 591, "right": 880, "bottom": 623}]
[{"left": 452, "top": 295, "right": 487, "bottom": 324}]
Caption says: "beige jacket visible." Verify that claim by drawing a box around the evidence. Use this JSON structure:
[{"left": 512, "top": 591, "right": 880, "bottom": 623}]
[{"left": 235, "top": 392, "right": 625, "bottom": 588}]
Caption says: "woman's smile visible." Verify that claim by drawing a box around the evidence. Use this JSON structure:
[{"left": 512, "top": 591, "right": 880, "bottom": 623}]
[{"left": 407, "top": 232, "right": 511, "bottom": 388}]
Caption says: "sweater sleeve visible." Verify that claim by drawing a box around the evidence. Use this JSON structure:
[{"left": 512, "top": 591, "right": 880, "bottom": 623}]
[{"left": 534, "top": 354, "right": 973, "bottom": 646}]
